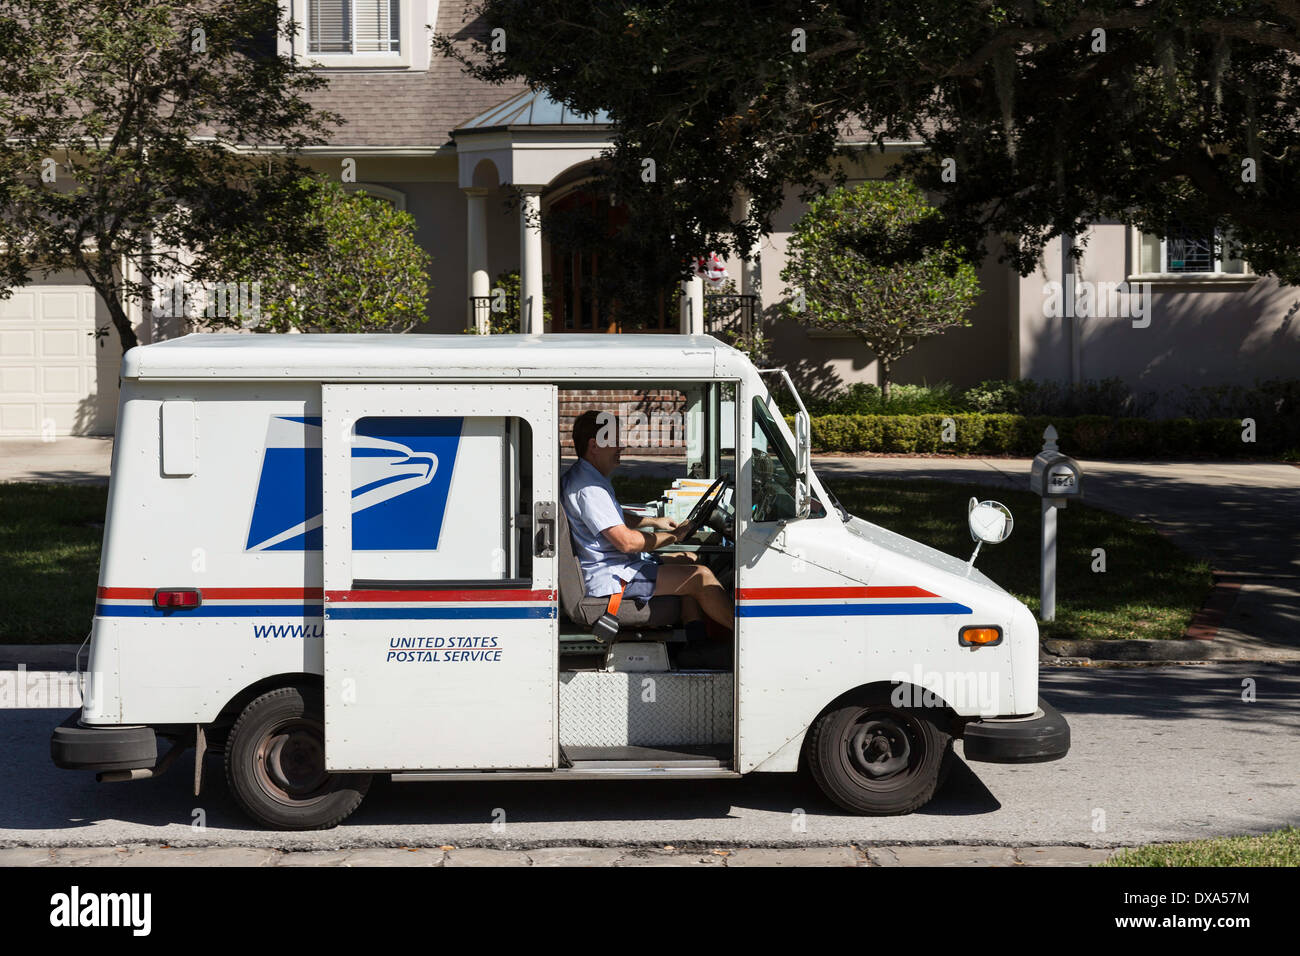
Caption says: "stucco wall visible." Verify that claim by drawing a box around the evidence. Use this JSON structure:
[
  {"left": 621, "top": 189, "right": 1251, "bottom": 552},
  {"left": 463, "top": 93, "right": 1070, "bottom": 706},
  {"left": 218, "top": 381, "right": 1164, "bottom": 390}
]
[{"left": 1019, "top": 224, "right": 1300, "bottom": 406}]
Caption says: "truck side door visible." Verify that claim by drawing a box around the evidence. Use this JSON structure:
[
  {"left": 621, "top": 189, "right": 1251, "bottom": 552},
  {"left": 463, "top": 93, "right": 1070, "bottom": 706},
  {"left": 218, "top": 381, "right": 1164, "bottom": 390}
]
[{"left": 320, "top": 384, "right": 558, "bottom": 770}]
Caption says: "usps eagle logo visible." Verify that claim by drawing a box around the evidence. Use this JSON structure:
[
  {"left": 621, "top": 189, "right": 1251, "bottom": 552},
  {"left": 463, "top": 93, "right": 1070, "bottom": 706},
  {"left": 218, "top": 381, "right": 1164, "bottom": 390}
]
[{"left": 245, "top": 415, "right": 462, "bottom": 552}]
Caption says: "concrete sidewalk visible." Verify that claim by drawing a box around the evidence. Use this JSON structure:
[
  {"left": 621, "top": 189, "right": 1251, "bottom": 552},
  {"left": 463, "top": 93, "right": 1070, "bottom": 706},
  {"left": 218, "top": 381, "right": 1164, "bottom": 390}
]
[
  {"left": 0, "top": 843, "right": 1116, "bottom": 867},
  {"left": 0, "top": 436, "right": 112, "bottom": 484}
]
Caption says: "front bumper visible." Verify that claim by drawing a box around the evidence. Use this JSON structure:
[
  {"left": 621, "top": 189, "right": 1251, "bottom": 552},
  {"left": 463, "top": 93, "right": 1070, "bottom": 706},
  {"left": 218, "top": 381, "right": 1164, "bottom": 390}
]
[
  {"left": 961, "top": 696, "right": 1070, "bottom": 763},
  {"left": 50, "top": 711, "right": 158, "bottom": 772}
]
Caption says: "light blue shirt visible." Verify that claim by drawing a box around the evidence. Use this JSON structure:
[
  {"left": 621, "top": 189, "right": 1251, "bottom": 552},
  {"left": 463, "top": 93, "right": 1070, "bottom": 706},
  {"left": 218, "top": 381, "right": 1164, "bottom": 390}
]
[{"left": 560, "top": 458, "right": 653, "bottom": 597}]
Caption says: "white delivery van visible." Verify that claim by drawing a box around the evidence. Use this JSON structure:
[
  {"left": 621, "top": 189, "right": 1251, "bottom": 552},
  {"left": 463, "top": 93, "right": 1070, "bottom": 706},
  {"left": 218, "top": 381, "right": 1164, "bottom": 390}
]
[{"left": 51, "top": 333, "right": 1068, "bottom": 829}]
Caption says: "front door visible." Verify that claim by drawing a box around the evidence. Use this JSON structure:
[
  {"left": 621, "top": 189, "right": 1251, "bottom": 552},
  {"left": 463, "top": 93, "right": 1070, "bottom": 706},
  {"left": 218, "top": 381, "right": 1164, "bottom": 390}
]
[{"left": 320, "top": 384, "right": 558, "bottom": 771}]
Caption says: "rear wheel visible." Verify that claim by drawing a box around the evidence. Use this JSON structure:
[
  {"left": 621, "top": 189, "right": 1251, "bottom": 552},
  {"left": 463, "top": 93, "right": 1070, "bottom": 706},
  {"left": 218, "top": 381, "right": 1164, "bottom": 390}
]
[
  {"left": 806, "top": 690, "right": 953, "bottom": 815},
  {"left": 224, "top": 686, "right": 371, "bottom": 830}
]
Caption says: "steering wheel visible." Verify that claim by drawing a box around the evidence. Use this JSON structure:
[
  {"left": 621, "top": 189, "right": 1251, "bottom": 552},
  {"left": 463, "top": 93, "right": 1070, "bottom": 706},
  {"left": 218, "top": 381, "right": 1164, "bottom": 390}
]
[{"left": 681, "top": 475, "right": 733, "bottom": 537}]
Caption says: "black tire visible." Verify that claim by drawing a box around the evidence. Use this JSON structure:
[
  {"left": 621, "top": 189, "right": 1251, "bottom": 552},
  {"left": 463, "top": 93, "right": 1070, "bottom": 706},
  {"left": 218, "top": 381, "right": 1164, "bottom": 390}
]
[
  {"left": 806, "top": 690, "right": 953, "bottom": 815},
  {"left": 224, "top": 686, "right": 371, "bottom": 830}
]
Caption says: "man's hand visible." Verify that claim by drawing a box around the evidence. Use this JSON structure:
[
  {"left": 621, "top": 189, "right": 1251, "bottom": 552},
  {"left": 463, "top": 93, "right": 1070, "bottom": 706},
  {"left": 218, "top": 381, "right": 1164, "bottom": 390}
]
[
  {"left": 641, "top": 516, "right": 678, "bottom": 532},
  {"left": 671, "top": 519, "right": 697, "bottom": 543}
]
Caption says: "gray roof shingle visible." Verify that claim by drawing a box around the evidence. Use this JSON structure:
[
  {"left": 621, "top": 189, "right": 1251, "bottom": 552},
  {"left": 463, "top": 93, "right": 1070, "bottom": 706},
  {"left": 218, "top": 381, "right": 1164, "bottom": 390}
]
[{"left": 302, "top": 0, "right": 526, "bottom": 148}]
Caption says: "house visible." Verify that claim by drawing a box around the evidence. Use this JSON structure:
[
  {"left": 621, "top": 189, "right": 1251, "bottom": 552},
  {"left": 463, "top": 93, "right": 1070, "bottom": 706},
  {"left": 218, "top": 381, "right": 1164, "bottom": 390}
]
[{"left": 2, "top": 0, "right": 1296, "bottom": 438}]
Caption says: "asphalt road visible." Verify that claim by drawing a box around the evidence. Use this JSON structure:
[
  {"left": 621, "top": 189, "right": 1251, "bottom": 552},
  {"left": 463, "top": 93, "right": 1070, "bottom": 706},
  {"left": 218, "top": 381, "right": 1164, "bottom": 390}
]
[{"left": 2, "top": 663, "right": 1296, "bottom": 850}]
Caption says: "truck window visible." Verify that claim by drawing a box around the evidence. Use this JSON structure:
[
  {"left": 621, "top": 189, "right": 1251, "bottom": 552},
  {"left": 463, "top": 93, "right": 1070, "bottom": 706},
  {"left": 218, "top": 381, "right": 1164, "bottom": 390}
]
[
  {"left": 348, "top": 415, "right": 534, "bottom": 587},
  {"left": 750, "top": 397, "right": 802, "bottom": 522}
]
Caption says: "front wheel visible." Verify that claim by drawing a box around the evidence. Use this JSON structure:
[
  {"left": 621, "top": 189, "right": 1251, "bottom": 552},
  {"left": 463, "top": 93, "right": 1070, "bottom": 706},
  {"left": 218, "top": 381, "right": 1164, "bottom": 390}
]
[
  {"left": 806, "top": 691, "right": 953, "bottom": 815},
  {"left": 224, "top": 686, "right": 371, "bottom": 830}
]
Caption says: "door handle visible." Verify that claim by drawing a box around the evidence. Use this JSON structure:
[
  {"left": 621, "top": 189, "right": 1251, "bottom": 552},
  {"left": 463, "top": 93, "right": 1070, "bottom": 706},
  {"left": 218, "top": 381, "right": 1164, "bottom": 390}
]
[{"left": 535, "top": 501, "right": 556, "bottom": 558}]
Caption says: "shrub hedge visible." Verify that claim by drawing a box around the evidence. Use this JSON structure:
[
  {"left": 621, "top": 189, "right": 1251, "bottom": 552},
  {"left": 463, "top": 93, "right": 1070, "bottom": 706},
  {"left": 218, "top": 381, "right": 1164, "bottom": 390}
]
[{"left": 798, "top": 413, "right": 1294, "bottom": 458}]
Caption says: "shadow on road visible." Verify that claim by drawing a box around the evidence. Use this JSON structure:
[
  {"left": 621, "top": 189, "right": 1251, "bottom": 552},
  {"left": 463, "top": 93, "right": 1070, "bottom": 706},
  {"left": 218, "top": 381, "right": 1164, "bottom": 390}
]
[{"left": 2, "top": 709, "right": 999, "bottom": 834}]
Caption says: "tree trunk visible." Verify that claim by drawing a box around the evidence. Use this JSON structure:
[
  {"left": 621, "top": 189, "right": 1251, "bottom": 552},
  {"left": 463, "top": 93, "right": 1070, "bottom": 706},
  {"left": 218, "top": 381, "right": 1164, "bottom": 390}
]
[
  {"left": 879, "top": 358, "right": 892, "bottom": 402},
  {"left": 75, "top": 248, "right": 139, "bottom": 352},
  {"left": 102, "top": 288, "right": 138, "bottom": 352}
]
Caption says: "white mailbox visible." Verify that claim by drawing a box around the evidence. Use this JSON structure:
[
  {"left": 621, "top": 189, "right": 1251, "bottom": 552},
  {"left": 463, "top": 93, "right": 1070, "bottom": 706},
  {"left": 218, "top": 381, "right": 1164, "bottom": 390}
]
[
  {"left": 1029, "top": 425, "right": 1081, "bottom": 623},
  {"left": 1030, "top": 427, "right": 1082, "bottom": 499}
]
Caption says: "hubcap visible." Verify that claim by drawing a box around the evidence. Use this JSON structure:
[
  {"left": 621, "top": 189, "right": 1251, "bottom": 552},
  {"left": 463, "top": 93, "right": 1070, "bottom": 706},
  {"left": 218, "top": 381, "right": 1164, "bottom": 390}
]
[
  {"left": 848, "top": 715, "right": 915, "bottom": 780},
  {"left": 254, "top": 718, "right": 332, "bottom": 802}
]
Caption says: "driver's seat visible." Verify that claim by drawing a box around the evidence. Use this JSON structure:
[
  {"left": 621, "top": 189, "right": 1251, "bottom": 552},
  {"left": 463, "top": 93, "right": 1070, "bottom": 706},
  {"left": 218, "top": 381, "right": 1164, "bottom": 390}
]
[{"left": 557, "top": 504, "right": 680, "bottom": 633}]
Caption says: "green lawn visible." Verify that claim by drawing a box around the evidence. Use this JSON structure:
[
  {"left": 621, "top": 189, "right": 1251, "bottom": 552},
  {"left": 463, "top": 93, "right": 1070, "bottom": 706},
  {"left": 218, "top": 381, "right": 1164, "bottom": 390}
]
[
  {"left": 0, "top": 477, "right": 1210, "bottom": 643},
  {"left": 614, "top": 475, "right": 1212, "bottom": 643},
  {"left": 1103, "top": 827, "right": 1300, "bottom": 866},
  {"left": 0, "top": 483, "right": 107, "bottom": 643}
]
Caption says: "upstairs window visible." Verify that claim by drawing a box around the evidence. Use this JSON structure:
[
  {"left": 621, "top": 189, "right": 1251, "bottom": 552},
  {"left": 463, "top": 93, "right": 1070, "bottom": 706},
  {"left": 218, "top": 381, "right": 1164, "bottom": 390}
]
[
  {"left": 309, "top": 0, "right": 400, "bottom": 55},
  {"left": 1137, "top": 223, "right": 1248, "bottom": 276}
]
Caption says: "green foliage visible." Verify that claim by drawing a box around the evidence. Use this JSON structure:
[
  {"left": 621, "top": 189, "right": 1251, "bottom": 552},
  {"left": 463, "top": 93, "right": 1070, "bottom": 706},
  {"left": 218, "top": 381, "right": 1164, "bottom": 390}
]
[
  {"left": 824, "top": 477, "right": 1210, "bottom": 642},
  {"left": 200, "top": 179, "right": 430, "bottom": 333},
  {"left": 0, "top": 0, "right": 337, "bottom": 350},
  {"left": 780, "top": 180, "right": 979, "bottom": 398},
  {"left": 1104, "top": 827, "right": 1300, "bottom": 867},
  {"left": 442, "top": 1, "right": 1300, "bottom": 286},
  {"left": 787, "top": 377, "right": 1159, "bottom": 418},
  {"left": 0, "top": 482, "right": 104, "bottom": 642},
  {"left": 962, "top": 378, "right": 1155, "bottom": 417},
  {"left": 800, "top": 412, "right": 1289, "bottom": 458},
  {"left": 802, "top": 382, "right": 967, "bottom": 416}
]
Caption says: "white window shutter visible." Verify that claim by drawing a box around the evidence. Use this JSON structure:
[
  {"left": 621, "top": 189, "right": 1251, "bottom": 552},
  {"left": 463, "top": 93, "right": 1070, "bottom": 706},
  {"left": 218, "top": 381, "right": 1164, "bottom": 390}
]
[
  {"left": 310, "top": 0, "right": 350, "bottom": 53},
  {"left": 353, "top": 0, "right": 400, "bottom": 53}
]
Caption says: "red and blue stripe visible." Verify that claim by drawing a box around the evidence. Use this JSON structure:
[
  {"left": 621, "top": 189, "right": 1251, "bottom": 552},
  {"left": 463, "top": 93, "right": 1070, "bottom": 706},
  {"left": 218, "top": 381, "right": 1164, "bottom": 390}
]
[
  {"left": 735, "top": 586, "right": 971, "bottom": 618},
  {"left": 94, "top": 587, "right": 556, "bottom": 620}
]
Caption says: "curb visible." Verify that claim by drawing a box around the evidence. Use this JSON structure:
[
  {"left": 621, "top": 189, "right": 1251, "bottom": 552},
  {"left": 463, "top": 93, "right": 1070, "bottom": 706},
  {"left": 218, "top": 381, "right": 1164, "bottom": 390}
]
[{"left": 1041, "top": 568, "right": 1300, "bottom": 662}]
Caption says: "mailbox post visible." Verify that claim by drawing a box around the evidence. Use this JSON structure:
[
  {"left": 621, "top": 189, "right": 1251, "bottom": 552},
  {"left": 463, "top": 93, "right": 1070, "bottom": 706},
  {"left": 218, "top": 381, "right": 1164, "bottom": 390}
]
[{"left": 1029, "top": 425, "right": 1083, "bottom": 622}]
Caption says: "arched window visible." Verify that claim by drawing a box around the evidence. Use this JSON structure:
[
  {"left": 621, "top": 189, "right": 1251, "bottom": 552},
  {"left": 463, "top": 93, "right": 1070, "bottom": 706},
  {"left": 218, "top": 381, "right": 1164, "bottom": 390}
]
[{"left": 344, "top": 183, "right": 407, "bottom": 212}]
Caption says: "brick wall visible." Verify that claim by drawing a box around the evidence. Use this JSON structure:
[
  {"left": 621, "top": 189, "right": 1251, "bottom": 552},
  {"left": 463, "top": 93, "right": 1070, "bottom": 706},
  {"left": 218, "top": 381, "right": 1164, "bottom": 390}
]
[{"left": 558, "top": 388, "right": 688, "bottom": 457}]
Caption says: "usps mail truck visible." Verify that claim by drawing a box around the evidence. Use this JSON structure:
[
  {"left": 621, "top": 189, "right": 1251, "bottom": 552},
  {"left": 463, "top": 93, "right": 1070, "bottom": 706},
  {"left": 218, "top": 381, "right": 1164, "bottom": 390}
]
[{"left": 51, "top": 334, "right": 1069, "bottom": 829}]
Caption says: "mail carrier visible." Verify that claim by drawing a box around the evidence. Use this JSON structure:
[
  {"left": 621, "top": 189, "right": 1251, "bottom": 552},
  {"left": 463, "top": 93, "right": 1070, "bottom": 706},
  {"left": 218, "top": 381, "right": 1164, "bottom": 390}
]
[{"left": 51, "top": 333, "right": 1069, "bottom": 829}]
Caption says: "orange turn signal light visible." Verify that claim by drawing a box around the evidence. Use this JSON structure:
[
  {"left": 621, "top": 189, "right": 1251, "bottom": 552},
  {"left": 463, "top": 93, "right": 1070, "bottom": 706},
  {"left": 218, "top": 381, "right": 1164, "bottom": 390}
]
[{"left": 959, "top": 626, "right": 1003, "bottom": 647}]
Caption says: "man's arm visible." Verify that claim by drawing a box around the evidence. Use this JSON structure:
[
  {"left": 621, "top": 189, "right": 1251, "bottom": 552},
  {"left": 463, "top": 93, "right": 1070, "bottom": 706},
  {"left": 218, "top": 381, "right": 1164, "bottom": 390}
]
[
  {"left": 602, "top": 520, "right": 695, "bottom": 556},
  {"left": 623, "top": 509, "right": 677, "bottom": 532}
]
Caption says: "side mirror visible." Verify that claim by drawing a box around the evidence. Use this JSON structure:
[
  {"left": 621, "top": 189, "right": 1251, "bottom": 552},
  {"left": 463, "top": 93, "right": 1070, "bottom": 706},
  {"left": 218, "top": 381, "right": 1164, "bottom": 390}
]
[
  {"left": 965, "top": 498, "right": 1013, "bottom": 574},
  {"left": 794, "top": 411, "right": 811, "bottom": 518},
  {"left": 968, "top": 498, "right": 1014, "bottom": 544}
]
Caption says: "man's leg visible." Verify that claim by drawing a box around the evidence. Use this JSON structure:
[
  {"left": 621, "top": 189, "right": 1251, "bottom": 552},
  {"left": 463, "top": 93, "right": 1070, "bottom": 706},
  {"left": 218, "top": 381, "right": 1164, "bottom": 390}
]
[
  {"left": 652, "top": 563, "right": 733, "bottom": 631},
  {"left": 659, "top": 552, "right": 700, "bottom": 565}
]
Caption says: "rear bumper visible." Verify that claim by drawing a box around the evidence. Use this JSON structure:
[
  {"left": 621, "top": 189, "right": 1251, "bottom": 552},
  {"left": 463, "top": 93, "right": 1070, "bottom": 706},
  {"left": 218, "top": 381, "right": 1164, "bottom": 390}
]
[
  {"left": 50, "top": 711, "right": 158, "bottom": 771},
  {"left": 962, "top": 696, "right": 1070, "bottom": 764}
]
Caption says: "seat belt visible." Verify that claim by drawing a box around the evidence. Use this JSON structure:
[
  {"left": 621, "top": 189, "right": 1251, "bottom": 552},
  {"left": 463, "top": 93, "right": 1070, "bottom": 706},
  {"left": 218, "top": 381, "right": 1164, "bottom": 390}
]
[{"left": 592, "top": 582, "right": 627, "bottom": 644}]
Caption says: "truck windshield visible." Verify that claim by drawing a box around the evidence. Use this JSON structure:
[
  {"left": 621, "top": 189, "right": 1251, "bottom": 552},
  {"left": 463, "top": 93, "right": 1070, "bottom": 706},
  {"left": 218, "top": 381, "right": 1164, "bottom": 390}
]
[{"left": 751, "top": 396, "right": 801, "bottom": 521}]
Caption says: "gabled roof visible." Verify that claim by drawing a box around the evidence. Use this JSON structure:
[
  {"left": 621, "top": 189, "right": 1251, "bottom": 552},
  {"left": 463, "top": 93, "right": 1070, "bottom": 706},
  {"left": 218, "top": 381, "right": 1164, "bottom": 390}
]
[
  {"left": 456, "top": 89, "right": 611, "bottom": 133},
  {"left": 296, "top": 0, "right": 898, "bottom": 151},
  {"left": 298, "top": 0, "right": 526, "bottom": 149}
]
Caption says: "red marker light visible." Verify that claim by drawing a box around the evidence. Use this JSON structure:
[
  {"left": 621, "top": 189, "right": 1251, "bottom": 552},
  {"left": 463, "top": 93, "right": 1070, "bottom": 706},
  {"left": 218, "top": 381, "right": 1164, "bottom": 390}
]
[{"left": 154, "top": 588, "right": 202, "bottom": 610}]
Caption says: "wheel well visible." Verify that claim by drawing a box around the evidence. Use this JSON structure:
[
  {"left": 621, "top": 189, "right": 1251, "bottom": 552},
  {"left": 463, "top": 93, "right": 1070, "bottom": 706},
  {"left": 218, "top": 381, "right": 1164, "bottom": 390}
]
[
  {"left": 205, "top": 673, "right": 321, "bottom": 752},
  {"left": 809, "top": 681, "right": 964, "bottom": 742}
]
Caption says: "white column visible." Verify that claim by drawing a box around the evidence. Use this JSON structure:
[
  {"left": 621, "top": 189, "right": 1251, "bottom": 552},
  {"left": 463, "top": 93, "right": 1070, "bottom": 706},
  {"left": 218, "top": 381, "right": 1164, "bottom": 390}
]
[
  {"left": 465, "top": 188, "right": 490, "bottom": 332},
  {"left": 519, "top": 187, "right": 544, "bottom": 334},
  {"left": 741, "top": 252, "right": 761, "bottom": 337},
  {"left": 740, "top": 196, "right": 761, "bottom": 335},
  {"left": 680, "top": 274, "right": 704, "bottom": 334}
]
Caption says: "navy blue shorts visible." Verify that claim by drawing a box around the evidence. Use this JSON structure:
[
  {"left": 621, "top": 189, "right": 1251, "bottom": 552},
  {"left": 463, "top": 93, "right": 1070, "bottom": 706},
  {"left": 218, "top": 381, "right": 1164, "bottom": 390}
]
[{"left": 622, "top": 557, "right": 661, "bottom": 608}]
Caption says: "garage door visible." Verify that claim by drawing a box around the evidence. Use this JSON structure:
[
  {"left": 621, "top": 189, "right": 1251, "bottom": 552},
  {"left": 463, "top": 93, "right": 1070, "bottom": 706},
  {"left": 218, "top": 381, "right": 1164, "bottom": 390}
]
[{"left": 0, "top": 273, "right": 121, "bottom": 437}]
